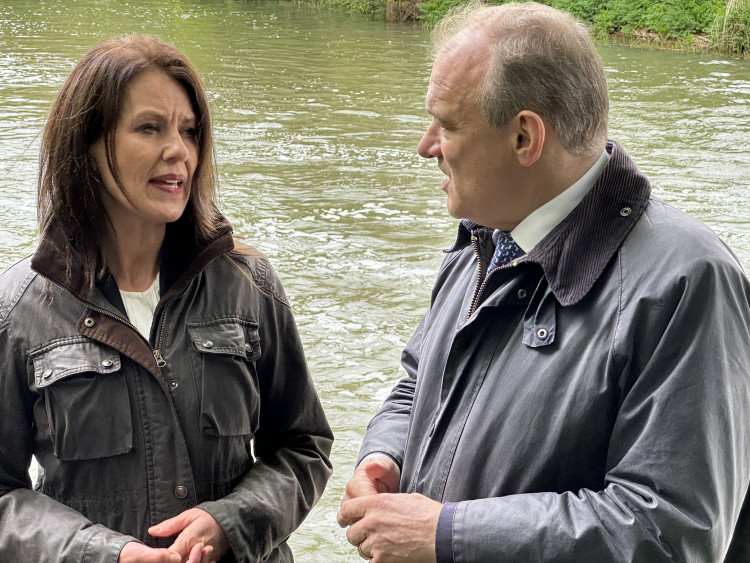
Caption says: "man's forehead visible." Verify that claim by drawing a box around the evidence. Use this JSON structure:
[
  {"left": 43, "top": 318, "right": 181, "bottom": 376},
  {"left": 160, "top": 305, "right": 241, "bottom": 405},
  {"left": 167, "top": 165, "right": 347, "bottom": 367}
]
[{"left": 425, "top": 33, "right": 491, "bottom": 112}]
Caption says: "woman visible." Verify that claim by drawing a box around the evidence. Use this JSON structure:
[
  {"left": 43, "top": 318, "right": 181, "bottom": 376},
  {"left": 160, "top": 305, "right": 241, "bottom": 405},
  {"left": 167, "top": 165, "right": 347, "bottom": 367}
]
[{"left": 0, "top": 35, "right": 333, "bottom": 562}]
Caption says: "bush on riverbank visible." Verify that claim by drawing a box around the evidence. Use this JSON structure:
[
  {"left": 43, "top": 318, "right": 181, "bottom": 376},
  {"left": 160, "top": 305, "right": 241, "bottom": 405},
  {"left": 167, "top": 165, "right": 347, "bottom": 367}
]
[
  {"left": 713, "top": 0, "right": 750, "bottom": 54},
  {"left": 310, "top": 0, "right": 750, "bottom": 56}
]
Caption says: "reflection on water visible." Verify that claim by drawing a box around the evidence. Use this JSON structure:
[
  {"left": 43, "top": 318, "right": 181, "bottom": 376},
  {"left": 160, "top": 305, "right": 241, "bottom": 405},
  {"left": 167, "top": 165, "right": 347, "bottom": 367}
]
[{"left": 1, "top": 1, "right": 748, "bottom": 559}]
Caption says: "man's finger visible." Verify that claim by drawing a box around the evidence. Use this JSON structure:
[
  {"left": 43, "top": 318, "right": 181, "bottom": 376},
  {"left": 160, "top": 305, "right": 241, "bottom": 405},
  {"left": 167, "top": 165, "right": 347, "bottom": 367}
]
[
  {"left": 342, "top": 475, "right": 374, "bottom": 503},
  {"left": 337, "top": 496, "right": 368, "bottom": 527},
  {"left": 345, "top": 518, "right": 369, "bottom": 547}
]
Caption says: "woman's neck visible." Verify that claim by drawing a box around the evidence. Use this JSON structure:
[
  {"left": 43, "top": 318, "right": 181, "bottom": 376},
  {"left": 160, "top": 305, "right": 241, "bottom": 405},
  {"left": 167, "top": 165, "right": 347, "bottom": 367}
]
[{"left": 101, "top": 224, "right": 164, "bottom": 292}]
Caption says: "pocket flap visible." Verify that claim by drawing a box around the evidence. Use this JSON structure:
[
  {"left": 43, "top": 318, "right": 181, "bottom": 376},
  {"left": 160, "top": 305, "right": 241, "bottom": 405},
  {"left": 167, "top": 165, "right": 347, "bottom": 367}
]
[
  {"left": 187, "top": 320, "right": 261, "bottom": 360},
  {"left": 33, "top": 339, "right": 121, "bottom": 388}
]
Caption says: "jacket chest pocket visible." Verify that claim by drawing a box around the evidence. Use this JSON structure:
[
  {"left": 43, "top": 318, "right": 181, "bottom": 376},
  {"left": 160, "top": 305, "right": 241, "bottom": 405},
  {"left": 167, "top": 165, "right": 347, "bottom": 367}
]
[
  {"left": 187, "top": 320, "right": 261, "bottom": 438},
  {"left": 32, "top": 339, "right": 133, "bottom": 461}
]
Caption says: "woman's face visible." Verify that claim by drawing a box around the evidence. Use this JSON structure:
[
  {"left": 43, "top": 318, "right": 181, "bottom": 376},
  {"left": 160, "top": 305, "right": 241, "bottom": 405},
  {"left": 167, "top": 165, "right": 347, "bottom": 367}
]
[{"left": 90, "top": 69, "right": 198, "bottom": 235}]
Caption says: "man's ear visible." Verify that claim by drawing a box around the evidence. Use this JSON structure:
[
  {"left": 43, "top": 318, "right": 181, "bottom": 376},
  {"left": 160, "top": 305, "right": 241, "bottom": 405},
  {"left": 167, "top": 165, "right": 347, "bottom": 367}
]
[{"left": 512, "top": 110, "right": 545, "bottom": 167}]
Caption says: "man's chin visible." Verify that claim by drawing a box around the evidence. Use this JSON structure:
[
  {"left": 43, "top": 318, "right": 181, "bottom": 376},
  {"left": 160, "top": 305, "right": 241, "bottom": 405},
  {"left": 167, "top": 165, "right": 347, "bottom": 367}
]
[{"left": 444, "top": 199, "right": 464, "bottom": 221}]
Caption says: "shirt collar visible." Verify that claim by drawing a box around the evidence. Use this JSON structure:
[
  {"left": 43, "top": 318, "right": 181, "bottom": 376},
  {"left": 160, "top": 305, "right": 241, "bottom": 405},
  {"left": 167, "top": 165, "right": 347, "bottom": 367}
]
[
  {"left": 448, "top": 140, "right": 652, "bottom": 306},
  {"left": 509, "top": 148, "right": 610, "bottom": 253}
]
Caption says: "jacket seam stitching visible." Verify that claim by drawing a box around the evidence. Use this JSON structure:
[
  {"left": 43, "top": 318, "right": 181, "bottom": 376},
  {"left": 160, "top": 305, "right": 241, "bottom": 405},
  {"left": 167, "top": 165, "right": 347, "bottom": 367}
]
[
  {"left": 186, "top": 317, "right": 260, "bottom": 328},
  {"left": 611, "top": 250, "right": 624, "bottom": 373},
  {"left": 0, "top": 270, "right": 37, "bottom": 324},
  {"left": 232, "top": 255, "right": 291, "bottom": 308},
  {"left": 451, "top": 504, "right": 457, "bottom": 562},
  {"left": 81, "top": 527, "right": 102, "bottom": 563}
]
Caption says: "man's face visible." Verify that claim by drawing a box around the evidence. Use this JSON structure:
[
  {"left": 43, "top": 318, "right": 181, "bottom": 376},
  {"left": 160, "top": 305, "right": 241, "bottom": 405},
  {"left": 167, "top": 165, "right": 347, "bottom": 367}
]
[{"left": 417, "top": 33, "right": 522, "bottom": 230}]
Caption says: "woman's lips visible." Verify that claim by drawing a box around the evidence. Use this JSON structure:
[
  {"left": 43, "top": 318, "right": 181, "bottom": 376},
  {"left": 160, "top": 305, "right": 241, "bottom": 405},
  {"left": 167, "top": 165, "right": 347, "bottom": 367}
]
[{"left": 150, "top": 175, "right": 185, "bottom": 190}]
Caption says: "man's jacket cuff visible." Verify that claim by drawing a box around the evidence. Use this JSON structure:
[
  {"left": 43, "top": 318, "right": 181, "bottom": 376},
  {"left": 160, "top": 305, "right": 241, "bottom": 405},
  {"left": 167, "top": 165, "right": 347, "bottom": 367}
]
[{"left": 436, "top": 502, "right": 457, "bottom": 562}]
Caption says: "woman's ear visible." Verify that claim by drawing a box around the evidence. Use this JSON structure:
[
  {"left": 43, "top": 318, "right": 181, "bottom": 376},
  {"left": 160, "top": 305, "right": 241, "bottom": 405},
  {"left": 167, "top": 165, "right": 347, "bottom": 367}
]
[{"left": 512, "top": 110, "right": 545, "bottom": 167}]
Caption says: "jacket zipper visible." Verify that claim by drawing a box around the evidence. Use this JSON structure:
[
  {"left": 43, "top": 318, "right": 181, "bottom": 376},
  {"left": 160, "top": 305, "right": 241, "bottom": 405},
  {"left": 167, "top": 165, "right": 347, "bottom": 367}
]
[
  {"left": 466, "top": 233, "right": 528, "bottom": 319},
  {"left": 152, "top": 304, "right": 170, "bottom": 367},
  {"left": 467, "top": 233, "right": 487, "bottom": 319},
  {"left": 151, "top": 282, "right": 194, "bottom": 368},
  {"left": 47, "top": 278, "right": 167, "bottom": 369}
]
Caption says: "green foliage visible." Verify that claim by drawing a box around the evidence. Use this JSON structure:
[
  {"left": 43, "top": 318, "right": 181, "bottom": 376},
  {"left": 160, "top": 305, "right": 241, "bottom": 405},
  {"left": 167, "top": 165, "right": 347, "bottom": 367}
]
[
  {"left": 418, "top": 0, "right": 470, "bottom": 25},
  {"left": 548, "top": 0, "right": 607, "bottom": 22},
  {"left": 412, "top": 0, "right": 747, "bottom": 54},
  {"left": 417, "top": 0, "right": 726, "bottom": 38},
  {"left": 644, "top": 0, "right": 719, "bottom": 36},
  {"left": 307, "top": 0, "right": 747, "bottom": 56},
  {"left": 309, "top": 0, "right": 386, "bottom": 18},
  {"left": 552, "top": 0, "right": 724, "bottom": 38},
  {"left": 712, "top": 0, "right": 750, "bottom": 53}
]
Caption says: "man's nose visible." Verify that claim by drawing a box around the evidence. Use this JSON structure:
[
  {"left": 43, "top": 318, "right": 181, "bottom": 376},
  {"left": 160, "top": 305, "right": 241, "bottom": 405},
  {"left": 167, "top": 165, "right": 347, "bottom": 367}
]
[{"left": 417, "top": 120, "right": 442, "bottom": 159}]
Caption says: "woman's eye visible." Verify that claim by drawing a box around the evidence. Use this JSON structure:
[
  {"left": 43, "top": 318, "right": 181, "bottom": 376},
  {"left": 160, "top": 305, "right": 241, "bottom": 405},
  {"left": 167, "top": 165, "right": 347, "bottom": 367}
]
[
  {"left": 183, "top": 127, "right": 198, "bottom": 139},
  {"left": 138, "top": 123, "right": 159, "bottom": 133}
]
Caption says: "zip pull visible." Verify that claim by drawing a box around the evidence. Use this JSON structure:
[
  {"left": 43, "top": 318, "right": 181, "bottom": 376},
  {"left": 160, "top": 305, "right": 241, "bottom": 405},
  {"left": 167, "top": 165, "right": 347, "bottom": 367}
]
[
  {"left": 467, "top": 231, "right": 486, "bottom": 318},
  {"left": 154, "top": 349, "right": 166, "bottom": 367}
]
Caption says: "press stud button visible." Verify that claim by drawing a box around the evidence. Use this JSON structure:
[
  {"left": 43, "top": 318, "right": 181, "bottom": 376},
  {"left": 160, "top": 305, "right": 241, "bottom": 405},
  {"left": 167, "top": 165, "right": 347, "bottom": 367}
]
[
  {"left": 84, "top": 317, "right": 95, "bottom": 327},
  {"left": 42, "top": 369, "right": 53, "bottom": 379},
  {"left": 620, "top": 207, "right": 632, "bottom": 217},
  {"left": 517, "top": 289, "right": 527, "bottom": 299},
  {"left": 170, "top": 380, "right": 179, "bottom": 389},
  {"left": 174, "top": 485, "right": 188, "bottom": 499},
  {"left": 537, "top": 328, "right": 549, "bottom": 340},
  {"left": 202, "top": 340, "right": 213, "bottom": 349},
  {"left": 101, "top": 359, "right": 113, "bottom": 368}
]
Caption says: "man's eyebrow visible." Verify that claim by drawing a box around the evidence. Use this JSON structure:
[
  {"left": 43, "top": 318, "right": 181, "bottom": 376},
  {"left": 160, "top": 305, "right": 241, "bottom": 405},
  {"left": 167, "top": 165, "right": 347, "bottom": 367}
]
[{"left": 425, "top": 106, "right": 447, "bottom": 123}]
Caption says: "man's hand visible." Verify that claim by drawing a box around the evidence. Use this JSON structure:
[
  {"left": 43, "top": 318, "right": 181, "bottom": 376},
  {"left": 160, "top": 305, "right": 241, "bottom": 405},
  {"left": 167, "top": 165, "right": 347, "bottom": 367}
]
[
  {"left": 338, "top": 493, "right": 442, "bottom": 562},
  {"left": 339, "top": 455, "right": 401, "bottom": 508},
  {"left": 147, "top": 508, "right": 229, "bottom": 563}
]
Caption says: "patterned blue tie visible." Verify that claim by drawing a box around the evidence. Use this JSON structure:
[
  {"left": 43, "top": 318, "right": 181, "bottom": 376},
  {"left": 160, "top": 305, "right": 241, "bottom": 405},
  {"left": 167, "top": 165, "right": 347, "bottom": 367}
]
[{"left": 487, "top": 230, "right": 524, "bottom": 275}]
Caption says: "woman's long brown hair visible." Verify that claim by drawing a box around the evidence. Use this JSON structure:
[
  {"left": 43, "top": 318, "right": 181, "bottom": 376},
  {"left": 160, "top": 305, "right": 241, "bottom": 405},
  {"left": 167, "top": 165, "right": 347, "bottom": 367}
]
[{"left": 38, "top": 35, "right": 227, "bottom": 287}]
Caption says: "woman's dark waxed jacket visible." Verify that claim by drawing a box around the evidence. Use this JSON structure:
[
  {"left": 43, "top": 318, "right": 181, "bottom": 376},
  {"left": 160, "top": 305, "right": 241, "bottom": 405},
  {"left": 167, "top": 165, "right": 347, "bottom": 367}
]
[{"left": 0, "top": 214, "right": 333, "bottom": 562}]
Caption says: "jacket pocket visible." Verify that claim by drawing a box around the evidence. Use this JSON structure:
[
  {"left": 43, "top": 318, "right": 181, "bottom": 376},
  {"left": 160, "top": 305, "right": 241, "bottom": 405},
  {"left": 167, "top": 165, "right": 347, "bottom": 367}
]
[
  {"left": 187, "top": 319, "right": 261, "bottom": 437},
  {"left": 32, "top": 338, "right": 133, "bottom": 461}
]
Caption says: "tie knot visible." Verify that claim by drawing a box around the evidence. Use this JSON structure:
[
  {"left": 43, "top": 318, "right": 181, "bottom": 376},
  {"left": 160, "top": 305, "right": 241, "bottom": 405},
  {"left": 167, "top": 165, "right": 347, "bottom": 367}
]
[{"left": 487, "top": 230, "right": 524, "bottom": 275}]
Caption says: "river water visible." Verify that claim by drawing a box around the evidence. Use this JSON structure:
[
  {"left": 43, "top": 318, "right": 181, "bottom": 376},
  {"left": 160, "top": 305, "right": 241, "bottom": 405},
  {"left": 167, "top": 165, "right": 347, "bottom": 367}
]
[{"left": 1, "top": 0, "right": 748, "bottom": 559}]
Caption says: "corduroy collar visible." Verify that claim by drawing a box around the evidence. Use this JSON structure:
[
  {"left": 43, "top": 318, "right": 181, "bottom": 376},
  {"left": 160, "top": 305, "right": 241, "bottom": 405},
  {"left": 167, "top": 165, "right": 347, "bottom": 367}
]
[
  {"left": 31, "top": 207, "right": 235, "bottom": 305},
  {"left": 446, "top": 140, "right": 652, "bottom": 306}
]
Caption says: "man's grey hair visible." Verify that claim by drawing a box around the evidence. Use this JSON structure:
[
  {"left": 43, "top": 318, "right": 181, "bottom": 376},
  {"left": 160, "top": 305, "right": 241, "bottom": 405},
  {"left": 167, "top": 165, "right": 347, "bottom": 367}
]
[{"left": 432, "top": 1, "right": 609, "bottom": 155}]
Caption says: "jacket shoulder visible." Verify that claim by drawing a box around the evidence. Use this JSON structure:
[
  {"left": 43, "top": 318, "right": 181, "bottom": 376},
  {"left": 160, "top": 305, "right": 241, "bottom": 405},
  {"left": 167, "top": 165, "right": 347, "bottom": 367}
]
[
  {"left": 632, "top": 197, "right": 745, "bottom": 273},
  {"left": 0, "top": 257, "right": 38, "bottom": 324},
  {"left": 219, "top": 253, "right": 290, "bottom": 307}
]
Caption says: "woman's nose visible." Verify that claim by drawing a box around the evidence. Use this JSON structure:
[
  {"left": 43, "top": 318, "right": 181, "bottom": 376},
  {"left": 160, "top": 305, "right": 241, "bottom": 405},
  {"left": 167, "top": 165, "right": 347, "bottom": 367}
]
[{"left": 163, "top": 129, "right": 189, "bottom": 162}]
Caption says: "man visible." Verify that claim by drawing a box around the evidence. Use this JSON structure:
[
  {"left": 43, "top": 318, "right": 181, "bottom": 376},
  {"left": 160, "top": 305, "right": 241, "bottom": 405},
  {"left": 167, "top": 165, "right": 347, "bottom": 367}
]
[{"left": 337, "top": 2, "right": 750, "bottom": 562}]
